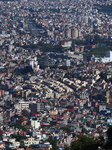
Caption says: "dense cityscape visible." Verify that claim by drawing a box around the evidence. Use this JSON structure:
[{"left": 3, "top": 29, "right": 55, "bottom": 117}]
[{"left": 0, "top": 0, "right": 112, "bottom": 149}]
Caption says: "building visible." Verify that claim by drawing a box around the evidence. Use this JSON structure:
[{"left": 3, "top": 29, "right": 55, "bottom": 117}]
[
  {"left": 64, "top": 28, "right": 71, "bottom": 38},
  {"left": 15, "top": 101, "right": 30, "bottom": 113},
  {"left": 31, "top": 118, "right": 41, "bottom": 129},
  {"left": 30, "top": 103, "right": 45, "bottom": 113},
  {"left": 66, "top": 60, "right": 70, "bottom": 67},
  {"left": 92, "top": 51, "right": 112, "bottom": 63},
  {"left": 20, "top": 137, "right": 39, "bottom": 147},
  {"left": 61, "top": 40, "right": 72, "bottom": 48}
]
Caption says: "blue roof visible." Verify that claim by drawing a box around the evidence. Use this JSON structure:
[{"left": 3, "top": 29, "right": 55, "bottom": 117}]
[
  {"left": 50, "top": 40, "right": 57, "bottom": 43},
  {"left": 46, "top": 128, "right": 59, "bottom": 132},
  {"left": 38, "top": 144, "right": 50, "bottom": 146},
  {"left": 75, "top": 113, "right": 80, "bottom": 115}
]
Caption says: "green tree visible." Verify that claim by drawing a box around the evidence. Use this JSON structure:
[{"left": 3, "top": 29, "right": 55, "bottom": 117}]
[
  {"left": 81, "top": 127, "right": 87, "bottom": 134},
  {"left": 22, "top": 109, "right": 29, "bottom": 116},
  {"left": 0, "top": 134, "right": 2, "bottom": 140},
  {"left": 106, "top": 126, "right": 112, "bottom": 149},
  {"left": 60, "top": 127, "right": 72, "bottom": 135},
  {"left": 96, "top": 136, "right": 105, "bottom": 150},
  {"left": 47, "top": 137, "right": 58, "bottom": 150},
  {"left": 11, "top": 134, "right": 27, "bottom": 142},
  {"left": 107, "top": 126, "right": 112, "bottom": 140},
  {"left": 71, "top": 135, "right": 97, "bottom": 150},
  {"left": 64, "top": 145, "right": 70, "bottom": 150},
  {"left": 10, "top": 123, "right": 27, "bottom": 131}
]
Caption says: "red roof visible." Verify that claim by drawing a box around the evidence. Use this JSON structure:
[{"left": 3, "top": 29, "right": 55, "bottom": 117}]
[
  {"left": 4, "top": 120, "right": 11, "bottom": 123},
  {"left": 0, "top": 130, "right": 5, "bottom": 134},
  {"left": 0, "top": 143, "right": 5, "bottom": 145},
  {"left": 67, "top": 105, "right": 74, "bottom": 107},
  {"left": 65, "top": 109, "right": 74, "bottom": 112},
  {"left": 32, "top": 112, "right": 40, "bottom": 115}
]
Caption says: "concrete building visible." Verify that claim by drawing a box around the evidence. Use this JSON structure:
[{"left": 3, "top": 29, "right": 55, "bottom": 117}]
[
  {"left": 21, "top": 137, "right": 39, "bottom": 147},
  {"left": 30, "top": 103, "right": 45, "bottom": 113},
  {"left": 64, "top": 28, "right": 71, "bottom": 38},
  {"left": 66, "top": 60, "right": 70, "bottom": 67},
  {"left": 92, "top": 51, "right": 112, "bottom": 63},
  {"left": 31, "top": 118, "right": 41, "bottom": 129}
]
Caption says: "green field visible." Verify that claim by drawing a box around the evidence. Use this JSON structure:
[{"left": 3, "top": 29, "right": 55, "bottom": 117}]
[
  {"left": 94, "top": 4, "right": 112, "bottom": 14},
  {"left": 85, "top": 46, "right": 112, "bottom": 57}
]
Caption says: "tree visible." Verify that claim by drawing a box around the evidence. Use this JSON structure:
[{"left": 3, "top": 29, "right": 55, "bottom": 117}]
[
  {"left": 81, "top": 127, "right": 87, "bottom": 134},
  {"left": 11, "top": 134, "right": 27, "bottom": 142},
  {"left": 95, "top": 136, "right": 105, "bottom": 150},
  {"left": 107, "top": 126, "right": 112, "bottom": 140},
  {"left": 47, "top": 137, "right": 58, "bottom": 150},
  {"left": 64, "top": 145, "right": 70, "bottom": 150},
  {"left": 106, "top": 126, "right": 112, "bottom": 149},
  {"left": 60, "top": 127, "right": 72, "bottom": 135},
  {"left": 0, "top": 134, "right": 2, "bottom": 140},
  {"left": 10, "top": 123, "right": 27, "bottom": 131},
  {"left": 22, "top": 109, "right": 29, "bottom": 116},
  {"left": 71, "top": 135, "right": 97, "bottom": 150}
]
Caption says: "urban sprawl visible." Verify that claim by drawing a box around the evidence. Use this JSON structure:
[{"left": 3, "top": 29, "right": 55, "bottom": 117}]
[{"left": 0, "top": 0, "right": 112, "bottom": 149}]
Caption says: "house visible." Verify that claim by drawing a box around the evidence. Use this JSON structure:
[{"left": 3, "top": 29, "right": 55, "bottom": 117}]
[
  {"left": 20, "top": 137, "right": 39, "bottom": 147},
  {"left": 0, "top": 142, "right": 5, "bottom": 149},
  {"left": 9, "top": 138, "right": 20, "bottom": 148}
]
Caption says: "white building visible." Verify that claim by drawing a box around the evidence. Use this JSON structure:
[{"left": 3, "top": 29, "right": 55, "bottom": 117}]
[
  {"left": 21, "top": 137, "right": 39, "bottom": 147},
  {"left": 66, "top": 60, "right": 70, "bottom": 67},
  {"left": 31, "top": 118, "right": 41, "bottom": 129},
  {"left": 92, "top": 51, "right": 112, "bottom": 63},
  {"left": 61, "top": 40, "right": 72, "bottom": 48},
  {"left": 15, "top": 101, "right": 30, "bottom": 113}
]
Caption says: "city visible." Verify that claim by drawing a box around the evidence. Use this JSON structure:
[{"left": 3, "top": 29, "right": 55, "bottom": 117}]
[{"left": 0, "top": 0, "right": 112, "bottom": 149}]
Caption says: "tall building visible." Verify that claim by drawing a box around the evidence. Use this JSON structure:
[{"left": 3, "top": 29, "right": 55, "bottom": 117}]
[
  {"left": 66, "top": 60, "right": 71, "bottom": 67},
  {"left": 30, "top": 103, "right": 45, "bottom": 113},
  {"left": 74, "top": 28, "right": 79, "bottom": 38},
  {"left": 71, "top": 28, "right": 75, "bottom": 38},
  {"left": 19, "top": 101, "right": 29, "bottom": 111},
  {"left": 83, "top": 16, "right": 88, "bottom": 24},
  {"left": 64, "top": 27, "right": 80, "bottom": 39},
  {"left": 64, "top": 28, "right": 71, "bottom": 38},
  {"left": 31, "top": 118, "right": 40, "bottom": 129}
]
